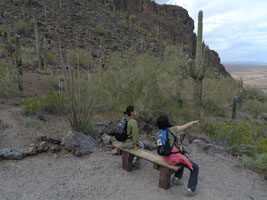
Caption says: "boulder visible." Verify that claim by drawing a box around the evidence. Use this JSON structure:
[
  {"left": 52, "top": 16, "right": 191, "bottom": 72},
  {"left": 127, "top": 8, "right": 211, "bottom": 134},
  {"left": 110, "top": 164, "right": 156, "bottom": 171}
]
[
  {"left": 0, "top": 148, "right": 24, "bottom": 160},
  {"left": 187, "top": 133, "right": 214, "bottom": 144},
  {"left": 111, "top": 148, "right": 121, "bottom": 155},
  {"left": 138, "top": 122, "right": 153, "bottom": 134},
  {"left": 142, "top": 140, "right": 157, "bottom": 150},
  {"left": 101, "top": 133, "right": 113, "bottom": 145},
  {"left": 37, "top": 141, "right": 50, "bottom": 153},
  {"left": 24, "top": 144, "right": 38, "bottom": 155},
  {"left": 61, "top": 131, "right": 98, "bottom": 157},
  {"left": 49, "top": 145, "right": 62, "bottom": 153},
  {"left": 93, "top": 121, "right": 117, "bottom": 135},
  {"left": 39, "top": 134, "right": 61, "bottom": 144}
]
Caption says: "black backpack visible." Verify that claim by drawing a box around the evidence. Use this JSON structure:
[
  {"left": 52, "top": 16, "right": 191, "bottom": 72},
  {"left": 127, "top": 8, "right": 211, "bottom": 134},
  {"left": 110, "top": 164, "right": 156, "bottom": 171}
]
[
  {"left": 156, "top": 128, "right": 178, "bottom": 156},
  {"left": 115, "top": 117, "right": 131, "bottom": 141}
]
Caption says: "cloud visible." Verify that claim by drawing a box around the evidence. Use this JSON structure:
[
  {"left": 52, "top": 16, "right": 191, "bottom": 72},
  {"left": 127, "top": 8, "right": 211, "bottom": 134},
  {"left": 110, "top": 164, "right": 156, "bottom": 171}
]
[{"left": 156, "top": 0, "right": 267, "bottom": 62}]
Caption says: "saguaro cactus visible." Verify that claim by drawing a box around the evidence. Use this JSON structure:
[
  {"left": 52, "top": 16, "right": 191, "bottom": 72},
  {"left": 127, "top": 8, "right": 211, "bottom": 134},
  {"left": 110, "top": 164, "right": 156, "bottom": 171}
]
[
  {"left": 42, "top": 37, "right": 48, "bottom": 68},
  {"left": 15, "top": 34, "right": 23, "bottom": 92},
  {"left": 33, "top": 8, "right": 42, "bottom": 69},
  {"left": 238, "top": 78, "right": 244, "bottom": 108},
  {"left": 232, "top": 96, "right": 238, "bottom": 119},
  {"left": 186, "top": 10, "right": 209, "bottom": 119}
]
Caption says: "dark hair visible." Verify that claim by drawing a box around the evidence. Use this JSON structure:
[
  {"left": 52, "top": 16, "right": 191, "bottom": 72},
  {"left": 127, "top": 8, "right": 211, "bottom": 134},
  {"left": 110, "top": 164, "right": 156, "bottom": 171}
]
[
  {"left": 157, "top": 115, "right": 172, "bottom": 129},
  {"left": 124, "top": 106, "right": 135, "bottom": 116}
]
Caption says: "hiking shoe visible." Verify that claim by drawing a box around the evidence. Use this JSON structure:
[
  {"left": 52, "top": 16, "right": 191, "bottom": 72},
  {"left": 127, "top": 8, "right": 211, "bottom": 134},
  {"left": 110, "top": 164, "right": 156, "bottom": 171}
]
[
  {"left": 132, "top": 162, "right": 141, "bottom": 170},
  {"left": 172, "top": 177, "right": 183, "bottom": 186},
  {"left": 186, "top": 188, "right": 196, "bottom": 196}
]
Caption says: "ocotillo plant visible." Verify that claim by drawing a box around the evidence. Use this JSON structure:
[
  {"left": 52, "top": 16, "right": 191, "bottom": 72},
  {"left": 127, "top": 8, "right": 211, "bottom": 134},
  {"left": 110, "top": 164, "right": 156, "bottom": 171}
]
[
  {"left": 186, "top": 10, "right": 209, "bottom": 119},
  {"left": 232, "top": 96, "right": 238, "bottom": 119},
  {"left": 15, "top": 34, "right": 23, "bottom": 92},
  {"left": 33, "top": 8, "right": 42, "bottom": 69}
]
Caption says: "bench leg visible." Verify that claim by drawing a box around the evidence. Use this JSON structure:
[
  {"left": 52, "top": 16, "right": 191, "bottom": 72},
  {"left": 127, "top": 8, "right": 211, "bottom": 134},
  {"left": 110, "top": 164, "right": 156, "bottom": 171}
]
[
  {"left": 122, "top": 151, "right": 134, "bottom": 171},
  {"left": 153, "top": 163, "right": 160, "bottom": 170},
  {"left": 159, "top": 167, "right": 172, "bottom": 189}
]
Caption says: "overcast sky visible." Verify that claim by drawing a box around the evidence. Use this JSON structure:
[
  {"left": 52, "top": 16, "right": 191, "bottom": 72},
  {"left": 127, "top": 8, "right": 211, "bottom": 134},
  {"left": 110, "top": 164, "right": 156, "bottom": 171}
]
[{"left": 155, "top": 0, "right": 267, "bottom": 64}]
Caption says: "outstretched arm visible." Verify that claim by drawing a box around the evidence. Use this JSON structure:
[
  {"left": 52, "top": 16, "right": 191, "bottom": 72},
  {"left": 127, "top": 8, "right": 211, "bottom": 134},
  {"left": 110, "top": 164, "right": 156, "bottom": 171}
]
[{"left": 176, "top": 120, "right": 199, "bottom": 132}]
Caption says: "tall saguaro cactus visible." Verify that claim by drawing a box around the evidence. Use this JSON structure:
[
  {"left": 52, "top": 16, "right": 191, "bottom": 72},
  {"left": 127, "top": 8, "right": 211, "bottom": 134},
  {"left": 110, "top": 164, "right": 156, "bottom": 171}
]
[
  {"left": 33, "top": 8, "right": 42, "bottom": 69},
  {"left": 186, "top": 10, "right": 209, "bottom": 119}
]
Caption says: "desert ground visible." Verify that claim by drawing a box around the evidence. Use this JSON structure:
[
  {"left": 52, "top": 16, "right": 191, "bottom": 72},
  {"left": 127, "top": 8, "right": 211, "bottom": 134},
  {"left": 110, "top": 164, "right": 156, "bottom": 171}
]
[
  {"left": 225, "top": 64, "right": 267, "bottom": 92},
  {"left": 0, "top": 104, "right": 267, "bottom": 200}
]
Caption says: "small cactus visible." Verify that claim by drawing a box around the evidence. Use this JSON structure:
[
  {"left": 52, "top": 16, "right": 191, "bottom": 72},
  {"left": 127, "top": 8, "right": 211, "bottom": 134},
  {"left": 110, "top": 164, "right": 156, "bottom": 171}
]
[
  {"left": 232, "top": 96, "right": 238, "bottom": 119},
  {"left": 238, "top": 78, "right": 244, "bottom": 108}
]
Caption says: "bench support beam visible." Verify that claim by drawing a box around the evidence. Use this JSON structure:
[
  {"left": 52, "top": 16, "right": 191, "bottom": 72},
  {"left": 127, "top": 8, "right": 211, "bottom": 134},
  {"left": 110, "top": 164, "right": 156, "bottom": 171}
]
[
  {"left": 122, "top": 151, "right": 134, "bottom": 171},
  {"left": 159, "top": 167, "right": 172, "bottom": 189}
]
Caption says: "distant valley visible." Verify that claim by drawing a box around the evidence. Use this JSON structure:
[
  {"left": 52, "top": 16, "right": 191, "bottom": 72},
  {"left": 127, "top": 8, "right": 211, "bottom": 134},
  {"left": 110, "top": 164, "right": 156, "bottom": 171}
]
[{"left": 224, "top": 63, "right": 267, "bottom": 93}]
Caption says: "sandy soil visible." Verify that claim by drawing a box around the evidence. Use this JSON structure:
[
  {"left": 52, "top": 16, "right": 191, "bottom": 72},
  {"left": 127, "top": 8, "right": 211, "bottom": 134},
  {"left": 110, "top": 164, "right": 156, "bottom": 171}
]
[
  {"left": 226, "top": 66, "right": 267, "bottom": 89},
  {"left": 0, "top": 104, "right": 267, "bottom": 200}
]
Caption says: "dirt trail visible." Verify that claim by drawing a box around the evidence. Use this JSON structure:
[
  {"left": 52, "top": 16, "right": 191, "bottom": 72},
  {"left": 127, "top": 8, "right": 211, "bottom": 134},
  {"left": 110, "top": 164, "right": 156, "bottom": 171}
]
[
  {"left": 0, "top": 105, "right": 266, "bottom": 200},
  {"left": 0, "top": 105, "right": 33, "bottom": 150}
]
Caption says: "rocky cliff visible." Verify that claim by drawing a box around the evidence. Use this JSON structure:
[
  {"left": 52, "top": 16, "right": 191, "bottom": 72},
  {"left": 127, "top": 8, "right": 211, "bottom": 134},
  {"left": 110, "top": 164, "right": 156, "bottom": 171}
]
[
  {"left": 113, "top": 0, "right": 230, "bottom": 76},
  {"left": 0, "top": 0, "right": 230, "bottom": 76}
]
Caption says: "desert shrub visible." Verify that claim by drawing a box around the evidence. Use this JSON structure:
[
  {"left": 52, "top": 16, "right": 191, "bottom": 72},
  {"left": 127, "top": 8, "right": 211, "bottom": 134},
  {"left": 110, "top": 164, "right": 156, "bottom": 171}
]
[
  {"left": 0, "top": 25, "right": 5, "bottom": 35},
  {"left": 57, "top": 66, "right": 101, "bottom": 134},
  {"left": 84, "top": 124, "right": 100, "bottom": 138},
  {"left": 204, "top": 121, "right": 267, "bottom": 155},
  {"left": 68, "top": 49, "right": 93, "bottom": 69},
  {"left": 244, "top": 88, "right": 267, "bottom": 102},
  {"left": 256, "top": 153, "right": 267, "bottom": 170},
  {"left": 47, "top": 53, "right": 56, "bottom": 64},
  {"left": 243, "top": 99, "right": 267, "bottom": 117},
  {"left": 92, "top": 25, "right": 107, "bottom": 36},
  {"left": 203, "top": 77, "right": 239, "bottom": 117},
  {"left": 23, "top": 116, "right": 42, "bottom": 128},
  {"left": 21, "top": 47, "right": 35, "bottom": 69},
  {"left": 23, "top": 93, "right": 61, "bottom": 114},
  {"left": 13, "top": 19, "right": 33, "bottom": 35},
  {"left": 242, "top": 153, "right": 267, "bottom": 174},
  {"left": 97, "top": 45, "right": 193, "bottom": 124},
  {"left": 0, "top": 61, "right": 18, "bottom": 97}
]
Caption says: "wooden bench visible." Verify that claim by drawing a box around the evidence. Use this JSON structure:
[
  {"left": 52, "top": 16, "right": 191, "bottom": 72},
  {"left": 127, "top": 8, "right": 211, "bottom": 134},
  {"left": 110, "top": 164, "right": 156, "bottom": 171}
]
[{"left": 113, "top": 142, "right": 180, "bottom": 190}]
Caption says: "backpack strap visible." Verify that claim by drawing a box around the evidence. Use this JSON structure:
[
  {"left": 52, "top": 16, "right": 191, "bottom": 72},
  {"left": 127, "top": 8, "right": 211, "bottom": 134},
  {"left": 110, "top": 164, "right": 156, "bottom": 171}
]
[
  {"left": 124, "top": 117, "right": 132, "bottom": 140},
  {"left": 166, "top": 128, "right": 180, "bottom": 154}
]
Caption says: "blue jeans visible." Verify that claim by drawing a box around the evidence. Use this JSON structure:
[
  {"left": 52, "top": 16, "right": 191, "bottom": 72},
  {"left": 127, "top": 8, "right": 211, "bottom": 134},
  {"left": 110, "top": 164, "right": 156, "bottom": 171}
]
[{"left": 175, "top": 159, "right": 199, "bottom": 192}]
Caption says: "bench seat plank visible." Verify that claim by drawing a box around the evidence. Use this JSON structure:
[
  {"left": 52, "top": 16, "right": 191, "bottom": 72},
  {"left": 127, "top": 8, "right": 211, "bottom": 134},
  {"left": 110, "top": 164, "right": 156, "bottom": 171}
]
[{"left": 113, "top": 142, "right": 179, "bottom": 171}]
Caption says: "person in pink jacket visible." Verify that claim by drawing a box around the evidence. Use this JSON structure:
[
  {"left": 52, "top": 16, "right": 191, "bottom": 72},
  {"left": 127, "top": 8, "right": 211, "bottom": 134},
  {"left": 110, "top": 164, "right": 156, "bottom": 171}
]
[{"left": 157, "top": 115, "right": 199, "bottom": 196}]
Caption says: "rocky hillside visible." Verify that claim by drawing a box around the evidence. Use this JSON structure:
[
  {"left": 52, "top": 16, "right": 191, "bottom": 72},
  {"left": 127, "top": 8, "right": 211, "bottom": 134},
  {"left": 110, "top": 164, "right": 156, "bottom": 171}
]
[{"left": 0, "top": 0, "right": 229, "bottom": 76}]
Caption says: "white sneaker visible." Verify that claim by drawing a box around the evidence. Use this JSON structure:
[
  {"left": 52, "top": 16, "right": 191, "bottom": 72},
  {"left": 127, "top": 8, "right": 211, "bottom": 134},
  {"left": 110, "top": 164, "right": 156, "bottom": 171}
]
[
  {"left": 186, "top": 188, "right": 196, "bottom": 196},
  {"left": 172, "top": 177, "right": 183, "bottom": 186}
]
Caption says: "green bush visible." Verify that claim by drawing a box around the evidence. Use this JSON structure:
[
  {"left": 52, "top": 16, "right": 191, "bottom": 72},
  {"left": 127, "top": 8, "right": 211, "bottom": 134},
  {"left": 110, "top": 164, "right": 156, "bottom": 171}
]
[
  {"left": 244, "top": 88, "right": 267, "bottom": 102},
  {"left": 68, "top": 49, "right": 93, "bottom": 69},
  {"left": 13, "top": 19, "right": 33, "bottom": 35},
  {"left": 23, "top": 117, "right": 42, "bottom": 128},
  {"left": 203, "top": 77, "right": 239, "bottom": 117},
  {"left": 242, "top": 153, "right": 267, "bottom": 175},
  {"left": 0, "top": 61, "right": 17, "bottom": 97},
  {"left": 23, "top": 93, "right": 60, "bottom": 114},
  {"left": 243, "top": 99, "right": 267, "bottom": 117},
  {"left": 204, "top": 121, "right": 267, "bottom": 154}
]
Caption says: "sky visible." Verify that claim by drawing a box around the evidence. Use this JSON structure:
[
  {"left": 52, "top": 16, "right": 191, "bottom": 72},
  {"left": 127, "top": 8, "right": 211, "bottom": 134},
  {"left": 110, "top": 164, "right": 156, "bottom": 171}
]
[{"left": 155, "top": 0, "right": 267, "bottom": 64}]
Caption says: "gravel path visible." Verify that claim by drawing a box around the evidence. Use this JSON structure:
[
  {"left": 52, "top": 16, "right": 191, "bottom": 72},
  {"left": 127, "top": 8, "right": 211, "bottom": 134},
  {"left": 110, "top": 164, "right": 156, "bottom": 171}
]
[{"left": 0, "top": 105, "right": 266, "bottom": 200}]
